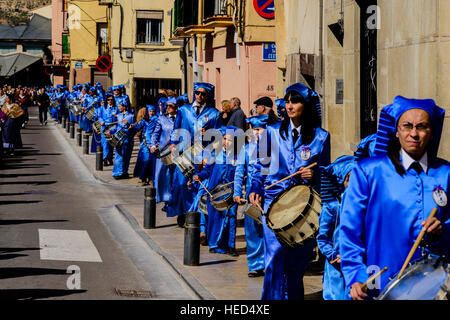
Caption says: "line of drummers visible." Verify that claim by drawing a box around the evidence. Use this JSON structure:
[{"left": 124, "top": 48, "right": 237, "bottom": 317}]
[{"left": 47, "top": 81, "right": 449, "bottom": 301}]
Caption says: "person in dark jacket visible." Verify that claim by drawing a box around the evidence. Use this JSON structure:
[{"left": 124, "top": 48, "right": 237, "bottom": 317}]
[
  {"left": 36, "top": 87, "right": 50, "bottom": 125},
  {"left": 227, "top": 97, "right": 247, "bottom": 130}
]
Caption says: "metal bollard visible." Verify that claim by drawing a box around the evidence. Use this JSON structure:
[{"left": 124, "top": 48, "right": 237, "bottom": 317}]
[
  {"left": 82, "top": 134, "right": 90, "bottom": 154},
  {"left": 96, "top": 146, "right": 103, "bottom": 171},
  {"left": 183, "top": 211, "right": 200, "bottom": 266},
  {"left": 143, "top": 187, "right": 156, "bottom": 229},
  {"left": 63, "top": 117, "right": 67, "bottom": 128},
  {"left": 66, "top": 119, "right": 70, "bottom": 133},
  {"left": 70, "top": 122, "right": 75, "bottom": 139},
  {"left": 76, "top": 128, "right": 82, "bottom": 146}
]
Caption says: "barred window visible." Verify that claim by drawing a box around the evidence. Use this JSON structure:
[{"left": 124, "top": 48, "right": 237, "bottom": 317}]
[{"left": 136, "top": 11, "right": 164, "bottom": 45}]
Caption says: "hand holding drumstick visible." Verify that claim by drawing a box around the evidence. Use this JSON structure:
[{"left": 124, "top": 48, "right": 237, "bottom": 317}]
[{"left": 265, "top": 162, "right": 318, "bottom": 190}]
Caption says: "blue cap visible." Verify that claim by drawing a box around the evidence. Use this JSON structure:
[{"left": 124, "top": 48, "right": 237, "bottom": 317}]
[
  {"left": 275, "top": 99, "right": 286, "bottom": 121},
  {"left": 285, "top": 83, "right": 322, "bottom": 126},
  {"left": 354, "top": 133, "right": 377, "bottom": 161},
  {"left": 176, "top": 94, "right": 189, "bottom": 106},
  {"left": 193, "top": 82, "right": 215, "bottom": 105},
  {"left": 374, "top": 96, "right": 445, "bottom": 159},
  {"left": 166, "top": 97, "right": 177, "bottom": 105},
  {"left": 321, "top": 155, "right": 356, "bottom": 203},
  {"left": 146, "top": 104, "right": 157, "bottom": 111},
  {"left": 220, "top": 125, "right": 238, "bottom": 136}
]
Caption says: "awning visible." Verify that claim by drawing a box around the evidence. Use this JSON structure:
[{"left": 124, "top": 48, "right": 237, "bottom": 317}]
[{"left": 0, "top": 53, "right": 41, "bottom": 77}]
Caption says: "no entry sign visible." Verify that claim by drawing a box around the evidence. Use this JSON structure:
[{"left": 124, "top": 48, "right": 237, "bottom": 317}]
[
  {"left": 253, "top": 0, "right": 275, "bottom": 19},
  {"left": 96, "top": 55, "right": 112, "bottom": 72}
]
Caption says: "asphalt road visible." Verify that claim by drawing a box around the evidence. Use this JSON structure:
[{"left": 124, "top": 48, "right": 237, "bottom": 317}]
[{"left": 0, "top": 107, "right": 196, "bottom": 300}]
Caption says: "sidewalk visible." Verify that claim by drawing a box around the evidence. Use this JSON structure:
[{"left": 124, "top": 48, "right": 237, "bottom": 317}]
[{"left": 54, "top": 120, "right": 324, "bottom": 300}]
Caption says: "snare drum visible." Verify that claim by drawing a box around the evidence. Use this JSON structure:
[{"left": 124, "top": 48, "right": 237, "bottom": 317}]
[
  {"left": 266, "top": 184, "right": 321, "bottom": 247},
  {"left": 377, "top": 255, "right": 449, "bottom": 300},
  {"left": 198, "top": 194, "right": 208, "bottom": 216},
  {"left": 172, "top": 143, "right": 205, "bottom": 178},
  {"left": 242, "top": 202, "right": 262, "bottom": 224},
  {"left": 93, "top": 120, "right": 102, "bottom": 134},
  {"left": 85, "top": 107, "right": 96, "bottom": 121},
  {"left": 70, "top": 100, "right": 82, "bottom": 116},
  {"left": 210, "top": 183, "right": 235, "bottom": 212},
  {"left": 106, "top": 128, "right": 126, "bottom": 148},
  {"left": 157, "top": 143, "right": 174, "bottom": 166}
]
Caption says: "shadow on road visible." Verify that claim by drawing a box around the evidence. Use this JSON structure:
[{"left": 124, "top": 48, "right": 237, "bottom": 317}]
[
  {"left": 0, "top": 289, "right": 87, "bottom": 300},
  {"left": 198, "top": 259, "right": 238, "bottom": 267},
  {"left": 0, "top": 267, "right": 69, "bottom": 280},
  {"left": 0, "top": 200, "right": 43, "bottom": 206},
  {"left": 0, "top": 254, "right": 28, "bottom": 260},
  {"left": 0, "top": 181, "right": 57, "bottom": 186},
  {"left": 0, "top": 219, "right": 68, "bottom": 225},
  {"left": 0, "top": 173, "right": 51, "bottom": 178},
  {"left": 0, "top": 248, "right": 41, "bottom": 254}
]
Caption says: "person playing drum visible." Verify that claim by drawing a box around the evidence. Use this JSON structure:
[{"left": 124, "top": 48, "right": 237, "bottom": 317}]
[
  {"left": 317, "top": 155, "right": 356, "bottom": 300},
  {"left": 192, "top": 126, "right": 241, "bottom": 256},
  {"left": 249, "top": 83, "right": 331, "bottom": 300},
  {"left": 340, "top": 96, "right": 449, "bottom": 300},
  {"left": 110, "top": 102, "right": 135, "bottom": 180},
  {"left": 233, "top": 115, "right": 270, "bottom": 277},
  {"left": 97, "top": 93, "right": 118, "bottom": 166}
]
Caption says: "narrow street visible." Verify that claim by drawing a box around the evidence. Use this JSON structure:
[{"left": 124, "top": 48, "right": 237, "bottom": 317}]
[{"left": 0, "top": 107, "right": 197, "bottom": 300}]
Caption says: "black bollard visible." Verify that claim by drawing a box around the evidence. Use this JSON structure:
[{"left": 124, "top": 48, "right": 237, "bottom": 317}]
[
  {"left": 63, "top": 117, "right": 67, "bottom": 129},
  {"left": 82, "top": 134, "right": 89, "bottom": 154},
  {"left": 96, "top": 146, "right": 103, "bottom": 171},
  {"left": 66, "top": 119, "right": 70, "bottom": 133},
  {"left": 183, "top": 211, "right": 200, "bottom": 266},
  {"left": 76, "top": 128, "right": 82, "bottom": 146},
  {"left": 70, "top": 122, "right": 75, "bottom": 139},
  {"left": 143, "top": 187, "right": 156, "bottom": 229}
]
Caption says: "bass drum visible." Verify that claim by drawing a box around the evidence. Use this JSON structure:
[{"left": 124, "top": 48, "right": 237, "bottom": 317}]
[
  {"left": 266, "top": 184, "right": 321, "bottom": 247},
  {"left": 377, "top": 255, "right": 449, "bottom": 300}
]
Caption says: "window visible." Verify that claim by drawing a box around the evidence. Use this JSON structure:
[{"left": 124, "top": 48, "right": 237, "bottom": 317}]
[
  {"left": 136, "top": 11, "right": 164, "bottom": 45},
  {"left": 97, "top": 23, "right": 108, "bottom": 56}
]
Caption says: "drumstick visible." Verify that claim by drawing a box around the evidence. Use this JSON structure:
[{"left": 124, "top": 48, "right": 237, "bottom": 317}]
[
  {"left": 361, "top": 267, "right": 388, "bottom": 292},
  {"left": 330, "top": 257, "right": 339, "bottom": 265},
  {"left": 255, "top": 202, "right": 266, "bottom": 216},
  {"left": 265, "top": 162, "right": 318, "bottom": 190},
  {"left": 198, "top": 180, "right": 214, "bottom": 199},
  {"left": 397, "top": 207, "right": 438, "bottom": 279}
]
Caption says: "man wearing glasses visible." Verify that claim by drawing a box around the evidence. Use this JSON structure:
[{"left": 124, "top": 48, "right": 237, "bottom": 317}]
[{"left": 167, "top": 82, "right": 221, "bottom": 228}]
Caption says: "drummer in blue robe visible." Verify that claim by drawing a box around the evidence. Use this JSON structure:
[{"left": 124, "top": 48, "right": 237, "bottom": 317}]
[
  {"left": 68, "top": 85, "right": 80, "bottom": 124},
  {"left": 340, "top": 96, "right": 449, "bottom": 300},
  {"left": 176, "top": 94, "right": 190, "bottom": 107},
  {"left": 97, "top": 93, "right": 118, "bottom": 166},
  {"left": 317, "top": 155, "right": 356, "bottom": 300},
  {"left": 167, "top": 83, "right": 221, "bottom": 227},
  {"left": 109, "top": 102, "right": 135, "bottom": 179},
  {"left": 157, "top": 97, "right": 168, "bottom": 116},
  {"left": 233, "top": 115, "right": 269, "bottom": 277},
  {"left": 150, "top": 97, "right": 178, "bottom": 207},
  {"left": 249, "top": 83, "right": 331, "bottom": 300},
  {"left": 89, "top": 88, "right": 103, "bottom": 153},
  {"left": 132, "top": 105, "right": 158, "bottom": 185},
  {"left": 193, "top": 126, "right": 240, "bottom": 256}
]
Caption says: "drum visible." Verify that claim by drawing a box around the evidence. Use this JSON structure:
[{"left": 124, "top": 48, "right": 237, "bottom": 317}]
[
  {"left": 266, "top": 184, "right": 321, "bottom": 247},
  {"left": 198, "top": 194, "right": 208, "bottom": 216},
  {"left": 70, "top": 100, "right": 82, "bottom": 116},
  {"left": 85, "top": 107, "right": 96, "bottom": 121},
  {"left": 377, "top": 255, "right": 449, "bottom": 300},
  {"left": 105, "top": 128, "right": 126, "bottom": 148},
  {"left": 172, "top": 143, "right": 205, "bottom": 178},
  {"left": 93, "top": 120, "right": 102, "bottom": 134},
  {"left": 210, "top": 183, "right": 235, "bottom": 212},
  {"left": 242, "top": 202, "right": 262, "bottom": 224},
  {"left": 157, "top": 143, "right": 174, "bottom": 166}
]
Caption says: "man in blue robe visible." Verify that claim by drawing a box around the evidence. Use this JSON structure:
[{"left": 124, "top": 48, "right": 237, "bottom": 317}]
[
  {"left": 97, "top": 93, "right": 118, "bottom": 166},
  {"left": 340, "top": 96, "right": 449, "bottom": 300},
  {"left": 167, "top": 83, "right": 221, "bottom": 227},
  {"left": 249, "top": 83, "right": 331, "bottom": 300}
]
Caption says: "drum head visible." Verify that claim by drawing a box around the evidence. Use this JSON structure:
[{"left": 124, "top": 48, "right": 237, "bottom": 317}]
[
  {"left": 378, "top": 256, "right": 449, "bottom": 300},
  {"left": 267, "top": 184, "right": 311, "bottom": 229}
]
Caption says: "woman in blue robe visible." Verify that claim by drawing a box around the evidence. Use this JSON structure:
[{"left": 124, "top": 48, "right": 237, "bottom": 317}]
[
  {"left": 89, "top": 90, "right": 103, "bottom": 154},
  {"left": 97, "top": 93, "right": 118, "bottom": 166},
  {"left": 233, "top": 115, "right": 269, "bottom": 277},
  {"left": 167, "top": 83, "right": 221, "bottom": 227},
  {"left": 132, "top": 105, "right": 158, "bottom": 184},
  {"left": 109, "top": 103, "right": 135, "bottom": 179},
  {"left": 150, "top": 98, "right": 177, "bottom": 204},
  {"left": 249, "top": 83, "right": 331, "bottom": 300},
  {"left": 79, "top": 86, "right": 94, "bottom": 133},
  {"left": 193, "top": 126, "right": 240, "bottom": 256},
  {"left": 317, "top": 155, "right": 356, "bottom": 300},
  {"left": 340, "top": 96, "right": 449, "bottom": 300}
]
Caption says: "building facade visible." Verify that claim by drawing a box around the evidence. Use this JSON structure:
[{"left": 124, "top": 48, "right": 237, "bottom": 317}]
[
  {"left": 173, "top": 0, "right": 277, "bottom": 114},
  {"left": 275, "top": 0, "right": 450, "bottom": 160}
]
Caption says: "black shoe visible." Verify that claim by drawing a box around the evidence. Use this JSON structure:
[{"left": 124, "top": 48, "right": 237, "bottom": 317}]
[
  {"left": 248, "top": 269, "right": 265, "bottom": 278},
  {"left": 177, "top": 214, "right": 186, "bottom": 228},
  {"left": 161, "top": 203, "right": 167, "bottom": 212},
  {"left": 200, "top": 232, "right": 207, "bottom": 246},
  {"left": 209, "top": 248, "right": 217, "bottom": 254},
  {"left": 103, "top": 159, "right": 108, "bottom": 166},
  {"left": 227, "top": 248, "right": 239, "bottom": 257}
]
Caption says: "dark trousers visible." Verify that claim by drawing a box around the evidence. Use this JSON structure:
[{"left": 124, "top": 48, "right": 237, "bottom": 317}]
[{"left": 38, "top": 106, "right": 48, "bottom": 124}]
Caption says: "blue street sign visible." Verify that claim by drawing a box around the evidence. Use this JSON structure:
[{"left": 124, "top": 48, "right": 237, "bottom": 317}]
[
  {"left": 75, "top": 62, "right": 83, "bottom": 69},
  {"left": 262, "top": 43, "right": 276, "bottom": 61}
]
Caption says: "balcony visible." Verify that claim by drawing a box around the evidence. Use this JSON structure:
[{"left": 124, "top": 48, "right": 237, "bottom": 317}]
[
  {"left": 98, "top": 0, "right": 114, "bottom": 5},
  {"left": 202, "top": 0, "right": 234, "bottom": 28}
]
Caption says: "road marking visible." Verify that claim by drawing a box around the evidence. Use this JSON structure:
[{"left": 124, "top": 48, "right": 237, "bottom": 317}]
[{"left": 39, "top": 229, "right": 102, "bottom": 262}]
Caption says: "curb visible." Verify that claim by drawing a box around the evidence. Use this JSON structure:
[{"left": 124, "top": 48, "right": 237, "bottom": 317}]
[{"left": 115, "top": 204, "right": 216, "bottom": 300}]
